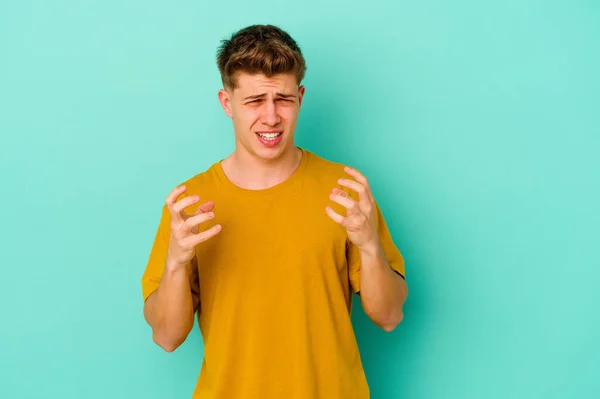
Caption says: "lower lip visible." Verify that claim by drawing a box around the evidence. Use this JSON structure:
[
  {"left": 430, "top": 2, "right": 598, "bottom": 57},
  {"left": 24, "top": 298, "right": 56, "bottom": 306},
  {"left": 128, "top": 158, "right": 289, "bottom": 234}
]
[{"left": 256, "top": 133, "right": 283, "bottom": 147}]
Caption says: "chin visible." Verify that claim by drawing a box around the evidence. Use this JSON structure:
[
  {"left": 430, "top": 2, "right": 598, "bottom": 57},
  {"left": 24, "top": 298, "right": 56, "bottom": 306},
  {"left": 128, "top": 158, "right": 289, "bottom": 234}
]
[
  {"left": 254, "top": 146, "right": 287, "bottom": 161},
  {"left": 252, "top": 137, "right": 294, "bottom": 160}
]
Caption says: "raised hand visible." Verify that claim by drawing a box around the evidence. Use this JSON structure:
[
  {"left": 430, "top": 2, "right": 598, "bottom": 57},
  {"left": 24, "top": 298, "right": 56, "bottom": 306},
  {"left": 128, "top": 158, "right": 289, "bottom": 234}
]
[
  {"left": 165, "top": 185, "right": 222, "bottom": 270},
  {"left": 326, "top": 166, "right": 378, "bottom": 251}
]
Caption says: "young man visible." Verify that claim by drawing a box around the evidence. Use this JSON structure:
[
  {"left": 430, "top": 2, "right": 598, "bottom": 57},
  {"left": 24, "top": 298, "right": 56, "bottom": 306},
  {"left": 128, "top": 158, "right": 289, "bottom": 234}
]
[{"left": 141, "top": 24, "right": 408, "bottom": 399}]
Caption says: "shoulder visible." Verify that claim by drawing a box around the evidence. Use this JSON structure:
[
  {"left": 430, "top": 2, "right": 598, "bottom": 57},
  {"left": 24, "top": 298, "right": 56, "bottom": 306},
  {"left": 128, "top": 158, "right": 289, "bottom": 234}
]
[
  {"left": 170, "top": 161, "right": 222, "bottom": 201},
  {"left": 302, "top": 148, "right": 364, "bottom": 201},
  {"left": 303, "top": 148, "right": 347, "bottom": 179}
]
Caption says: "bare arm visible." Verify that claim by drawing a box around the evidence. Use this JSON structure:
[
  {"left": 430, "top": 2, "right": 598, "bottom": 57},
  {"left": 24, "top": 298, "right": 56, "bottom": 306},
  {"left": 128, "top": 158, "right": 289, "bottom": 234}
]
[
  {"left": 143, "top": 261, "right": 196, "bottom": 352},
  {"left": 357, "top": 241, "right": 408, "bottom": 331},
  {"left": 327, "top": 166, "right": 408, "bottom": 332},
  {"left": 144, "top": 185, "right": 221, "bottom": 352}
]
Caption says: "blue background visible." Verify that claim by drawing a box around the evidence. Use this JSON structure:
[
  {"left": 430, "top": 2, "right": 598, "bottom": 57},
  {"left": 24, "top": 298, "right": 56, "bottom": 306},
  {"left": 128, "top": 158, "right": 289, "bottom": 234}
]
[{"left": 1, "top": 1, "right": 599, "bottom": 398}]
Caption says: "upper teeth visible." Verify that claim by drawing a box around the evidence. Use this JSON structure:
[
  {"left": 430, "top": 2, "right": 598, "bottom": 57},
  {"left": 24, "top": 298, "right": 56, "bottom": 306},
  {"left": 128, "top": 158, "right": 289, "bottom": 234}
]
[{"left": 259, "top": 133, "right": 280, "bottom": 139}]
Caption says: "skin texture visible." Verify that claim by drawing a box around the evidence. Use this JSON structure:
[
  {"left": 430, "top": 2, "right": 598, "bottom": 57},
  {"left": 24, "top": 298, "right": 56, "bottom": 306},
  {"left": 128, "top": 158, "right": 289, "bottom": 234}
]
[
  {"left": 327, "top": 166, "right": 408, "bottom": 331},
  {"left": 144, "top": 72, "right": 407, "bottom": 352},
  {"left": 217, "top": 72, "right": 306, "bottom": 189},
  {"left": 143, "top": 188, "right": 221, "bottom": 352}
]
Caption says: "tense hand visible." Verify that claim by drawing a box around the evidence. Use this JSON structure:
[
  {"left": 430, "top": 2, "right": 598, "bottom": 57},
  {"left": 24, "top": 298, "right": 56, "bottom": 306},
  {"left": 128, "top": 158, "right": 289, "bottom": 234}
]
[
  {"left": 326, "top": 166, "right": 379, "bottom": 251},
  {"left": 165, "top": 185, "right": 222, "bottom": 270}
]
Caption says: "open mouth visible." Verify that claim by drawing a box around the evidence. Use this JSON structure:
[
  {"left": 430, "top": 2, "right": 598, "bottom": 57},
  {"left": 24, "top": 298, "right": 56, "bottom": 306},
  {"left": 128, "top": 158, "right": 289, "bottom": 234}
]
[{"left": 256, "top": 132, "right": 283, "bottom": 141}]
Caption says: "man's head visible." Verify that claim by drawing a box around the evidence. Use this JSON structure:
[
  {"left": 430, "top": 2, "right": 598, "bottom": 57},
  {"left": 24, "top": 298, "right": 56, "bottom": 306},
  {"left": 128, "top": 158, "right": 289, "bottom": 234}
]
[{"left": 216, "top": 25, "right": 307, "bottom": 162}]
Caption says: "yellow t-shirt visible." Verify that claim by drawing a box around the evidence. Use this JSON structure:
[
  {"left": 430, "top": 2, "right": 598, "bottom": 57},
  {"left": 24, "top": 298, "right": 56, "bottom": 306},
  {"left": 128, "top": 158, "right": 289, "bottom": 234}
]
[{"left": 141, "top": 148, "right": 405, "bottom": 399}]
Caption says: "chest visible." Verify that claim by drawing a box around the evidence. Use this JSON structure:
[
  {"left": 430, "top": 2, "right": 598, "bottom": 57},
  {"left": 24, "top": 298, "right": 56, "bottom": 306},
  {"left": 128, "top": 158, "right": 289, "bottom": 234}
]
[{"left": 194, "top": 186, "right": 351, "bottom": 274}]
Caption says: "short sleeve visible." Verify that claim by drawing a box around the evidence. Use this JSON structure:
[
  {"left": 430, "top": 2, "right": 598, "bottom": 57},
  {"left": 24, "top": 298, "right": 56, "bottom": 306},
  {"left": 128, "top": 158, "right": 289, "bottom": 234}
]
[
  {"left": 140, "top": 204, "right": 201, "bottom": 312},
  {"left": 347, "top": 199, "right": 406, "bottom": 295}
]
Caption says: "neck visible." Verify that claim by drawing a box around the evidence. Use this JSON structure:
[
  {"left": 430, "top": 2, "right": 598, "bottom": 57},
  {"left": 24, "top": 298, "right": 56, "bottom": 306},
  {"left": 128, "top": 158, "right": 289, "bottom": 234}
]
[{"left": 221, "top": 146, "right": 302, "bottom": 190}]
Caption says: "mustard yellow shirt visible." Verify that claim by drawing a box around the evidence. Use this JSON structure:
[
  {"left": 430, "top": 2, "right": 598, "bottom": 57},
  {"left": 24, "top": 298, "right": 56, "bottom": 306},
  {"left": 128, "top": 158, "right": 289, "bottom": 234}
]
[{"left": 141, "top": 148, "right": 405, "bottom": 398}]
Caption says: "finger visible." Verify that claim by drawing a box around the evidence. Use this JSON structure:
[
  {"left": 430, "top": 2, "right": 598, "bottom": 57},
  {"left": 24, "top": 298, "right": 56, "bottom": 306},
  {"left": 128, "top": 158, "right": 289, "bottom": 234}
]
[
  {"left": 337, "top": 178, "right": 371, "bottom": 203},
  {"left": 185, "top": 224, "right": 222, "bottom": 246},
  {"left": 329, "top": 191, "right": 358, "bottom": 211},
  {"left": 192, "top": 201, "right": 215, "bottom": 216},
  {"left": 165, "top": 185, "right": 188, "bottom": 219},
  {"left": 185, "top": 211, "right": 215, "bottom": 234},
  {"left": 344, "top": 166, "right": 370, "bottom": 190},
  {"left": 331, "top": 188, "right": 348, "bottom": 197},
  {"left": 325, "top": 206, "right": 346, "bottom": 225},
  {"left": 173, "top": 195, "right": 200, "bottom": 217}
]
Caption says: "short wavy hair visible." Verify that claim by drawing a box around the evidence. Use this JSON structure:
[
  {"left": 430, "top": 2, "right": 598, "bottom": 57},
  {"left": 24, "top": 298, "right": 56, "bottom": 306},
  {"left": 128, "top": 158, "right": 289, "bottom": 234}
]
[{"left": 216, "top": 24, "right": 307, "bottom": 90}]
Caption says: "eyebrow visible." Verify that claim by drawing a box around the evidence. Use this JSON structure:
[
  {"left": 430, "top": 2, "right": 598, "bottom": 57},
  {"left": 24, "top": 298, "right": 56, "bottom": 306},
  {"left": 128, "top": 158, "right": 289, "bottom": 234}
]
[{"left": 243, "top": 92, "right": 296, "bottom": 100}]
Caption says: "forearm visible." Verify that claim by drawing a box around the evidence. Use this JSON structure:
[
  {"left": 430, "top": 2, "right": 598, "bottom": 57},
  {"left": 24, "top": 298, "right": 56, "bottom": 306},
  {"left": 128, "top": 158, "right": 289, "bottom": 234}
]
[
  {"left": 144, "top": 262, "right": 195, "bottom": 352},
  {"left": 358, "top": 241, "right": 408, "bottom": 332}
]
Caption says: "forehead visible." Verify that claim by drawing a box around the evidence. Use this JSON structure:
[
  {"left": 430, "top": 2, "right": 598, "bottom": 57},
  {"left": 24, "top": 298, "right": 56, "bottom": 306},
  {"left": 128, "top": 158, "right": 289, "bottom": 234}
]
[{"left": 233, "top": 72, "right": 297, "bottom": 94}]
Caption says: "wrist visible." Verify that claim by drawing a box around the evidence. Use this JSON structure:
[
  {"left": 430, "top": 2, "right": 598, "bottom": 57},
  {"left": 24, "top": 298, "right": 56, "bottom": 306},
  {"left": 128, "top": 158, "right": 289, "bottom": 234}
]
[
  {"left": 358, "top": 239, "right": 381, "bottom": 259},
  {"left": 165, "top": 258, "right": 190, "bottom": 274}
]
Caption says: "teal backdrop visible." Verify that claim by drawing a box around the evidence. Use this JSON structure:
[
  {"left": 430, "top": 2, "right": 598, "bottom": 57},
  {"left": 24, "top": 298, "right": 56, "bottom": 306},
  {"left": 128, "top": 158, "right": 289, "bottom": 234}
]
[{"left": 1, "top": 1, "right": 599, "bottom": 398}]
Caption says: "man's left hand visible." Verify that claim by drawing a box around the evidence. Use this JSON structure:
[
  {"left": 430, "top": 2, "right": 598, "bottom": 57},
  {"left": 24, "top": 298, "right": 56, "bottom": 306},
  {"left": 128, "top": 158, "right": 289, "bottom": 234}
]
[{"left": 326, "top": 166, "right": 379, "bottom": 252}]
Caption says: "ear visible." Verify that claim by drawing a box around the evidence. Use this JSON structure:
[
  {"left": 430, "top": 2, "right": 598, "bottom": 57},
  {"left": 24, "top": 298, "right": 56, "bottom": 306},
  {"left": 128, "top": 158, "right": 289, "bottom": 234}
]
[
  {"left": 298, "top": 85, "right": 306, "bottom": 107},
  {"left": 218, "top": 89, "right": 233, "bottom": 118}
]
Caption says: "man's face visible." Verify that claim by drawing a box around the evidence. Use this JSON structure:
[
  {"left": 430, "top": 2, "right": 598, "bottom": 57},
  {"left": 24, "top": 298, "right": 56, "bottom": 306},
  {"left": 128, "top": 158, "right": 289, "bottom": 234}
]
[{"left": 218, "top": 72, "right": 305, "bottom": 162}]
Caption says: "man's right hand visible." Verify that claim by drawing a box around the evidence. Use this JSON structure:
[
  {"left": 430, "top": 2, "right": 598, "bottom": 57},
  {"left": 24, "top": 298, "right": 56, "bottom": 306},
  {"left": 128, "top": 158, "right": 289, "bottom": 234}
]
[{"left": 165, "top": 185, "right": 222, "bottom": 271}]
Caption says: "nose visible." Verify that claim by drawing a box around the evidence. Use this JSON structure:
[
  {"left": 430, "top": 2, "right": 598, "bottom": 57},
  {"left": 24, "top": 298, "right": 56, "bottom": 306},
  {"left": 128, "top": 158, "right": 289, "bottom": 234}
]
[{"left": 261, "top": 100, "right": 280, "bottom": 126}]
